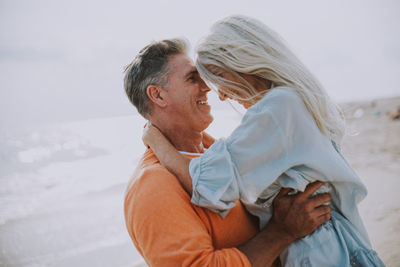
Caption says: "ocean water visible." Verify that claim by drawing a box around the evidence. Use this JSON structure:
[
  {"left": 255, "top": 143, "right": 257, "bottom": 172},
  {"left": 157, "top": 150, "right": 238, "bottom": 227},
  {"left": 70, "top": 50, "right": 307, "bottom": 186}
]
[
  {"left": 0, "top": 110, "right": 243, "bottom": 267},
  {"left": 0, "top": 115, "right": 147, "bottom": 266}
]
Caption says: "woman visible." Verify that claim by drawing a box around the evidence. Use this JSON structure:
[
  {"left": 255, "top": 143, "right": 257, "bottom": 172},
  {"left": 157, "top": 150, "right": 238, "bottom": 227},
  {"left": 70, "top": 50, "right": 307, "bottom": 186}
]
[{"left": 143, "top": 15, "right": 384, "bottom": 266}]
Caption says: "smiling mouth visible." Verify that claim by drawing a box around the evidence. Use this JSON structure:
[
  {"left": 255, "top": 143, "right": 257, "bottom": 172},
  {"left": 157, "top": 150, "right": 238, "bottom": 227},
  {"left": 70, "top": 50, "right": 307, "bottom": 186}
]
[{"left": 197, "top": 100, "right": 208, "bottom": 105}]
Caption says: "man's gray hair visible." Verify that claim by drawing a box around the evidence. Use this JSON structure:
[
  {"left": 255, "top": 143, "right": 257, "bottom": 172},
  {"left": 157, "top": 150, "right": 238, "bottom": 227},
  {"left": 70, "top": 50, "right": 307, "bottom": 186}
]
[{"left": 124, "top": 38, "right": 188, "bottom": 118}]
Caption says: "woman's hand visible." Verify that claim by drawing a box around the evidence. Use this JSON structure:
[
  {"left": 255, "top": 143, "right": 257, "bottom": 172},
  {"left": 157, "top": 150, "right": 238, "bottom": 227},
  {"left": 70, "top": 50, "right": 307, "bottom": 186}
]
[{"left": 142, "top": 122, "right": 163, "bottom": 149}]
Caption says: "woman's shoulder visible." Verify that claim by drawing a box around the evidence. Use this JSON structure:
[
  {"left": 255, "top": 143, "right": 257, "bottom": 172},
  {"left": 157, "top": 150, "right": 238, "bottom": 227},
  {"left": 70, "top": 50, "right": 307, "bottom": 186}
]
[
  {"left": 252, "top": 86, "right": 304, "bottom": 113},
  {"left": 264, "top": 86, "right": 302, "bottom": 102}
]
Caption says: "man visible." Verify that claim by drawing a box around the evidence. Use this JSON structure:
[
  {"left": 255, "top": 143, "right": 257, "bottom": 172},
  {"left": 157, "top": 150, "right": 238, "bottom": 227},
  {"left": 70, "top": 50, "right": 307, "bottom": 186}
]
[{"left": 123, "top": 39, "right": 331, "bottom": 267}]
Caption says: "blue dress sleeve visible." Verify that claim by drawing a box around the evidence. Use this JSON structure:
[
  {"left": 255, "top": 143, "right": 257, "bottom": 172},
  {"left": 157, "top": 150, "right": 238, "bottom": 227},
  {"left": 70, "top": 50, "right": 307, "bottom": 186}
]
[
  {"left": 189, "top": 88, "right": 309, "bottom": 215},
  {"left": 189, "top": 139, "right": 241, "bottom": 216}
]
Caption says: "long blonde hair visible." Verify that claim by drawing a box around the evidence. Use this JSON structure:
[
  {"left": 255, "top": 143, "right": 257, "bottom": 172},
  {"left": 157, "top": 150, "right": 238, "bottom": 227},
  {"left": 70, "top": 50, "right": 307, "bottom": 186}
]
[{"left": 196, "top": 15, "right": 345, "bottom": 143}]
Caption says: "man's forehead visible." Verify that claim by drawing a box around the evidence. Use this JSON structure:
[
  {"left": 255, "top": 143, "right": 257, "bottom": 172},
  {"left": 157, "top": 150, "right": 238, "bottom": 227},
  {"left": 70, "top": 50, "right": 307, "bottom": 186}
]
[{"left": 168, "top": 54, "right": 196, "bottom": 76}]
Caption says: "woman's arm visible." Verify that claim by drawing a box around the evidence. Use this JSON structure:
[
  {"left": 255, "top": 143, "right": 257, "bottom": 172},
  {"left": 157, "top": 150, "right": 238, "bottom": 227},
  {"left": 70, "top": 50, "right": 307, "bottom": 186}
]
[{"left": 143, "top": 124, "right": 193, "bottom": 194}]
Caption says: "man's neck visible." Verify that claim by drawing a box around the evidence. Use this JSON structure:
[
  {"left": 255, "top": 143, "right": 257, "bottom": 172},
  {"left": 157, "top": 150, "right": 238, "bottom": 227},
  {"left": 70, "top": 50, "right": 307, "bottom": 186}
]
[{"left": 152, "top": 119, "right": 205, "bottom": 153}]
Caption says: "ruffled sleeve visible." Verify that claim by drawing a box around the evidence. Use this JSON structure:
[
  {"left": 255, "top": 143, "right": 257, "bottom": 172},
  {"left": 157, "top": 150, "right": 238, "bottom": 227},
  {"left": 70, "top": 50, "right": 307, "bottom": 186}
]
[
  {"left": 190, "top": 139, "right": 242, "bottom": 216},
  {"left": 189, "top": 88, "right": 311, "bottom": 216}
]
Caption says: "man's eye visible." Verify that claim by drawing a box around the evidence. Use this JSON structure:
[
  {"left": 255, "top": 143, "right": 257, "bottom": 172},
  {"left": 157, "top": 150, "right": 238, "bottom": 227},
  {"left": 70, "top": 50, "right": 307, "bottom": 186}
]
[{"left": 188, "top": 76, "right": 196, "bottom": 82}]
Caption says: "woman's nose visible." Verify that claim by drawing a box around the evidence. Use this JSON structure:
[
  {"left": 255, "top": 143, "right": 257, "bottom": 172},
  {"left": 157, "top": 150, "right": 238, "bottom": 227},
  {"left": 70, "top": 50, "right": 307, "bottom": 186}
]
[{"left": 218, "top": 91, "right": 227, "bottom": 101}]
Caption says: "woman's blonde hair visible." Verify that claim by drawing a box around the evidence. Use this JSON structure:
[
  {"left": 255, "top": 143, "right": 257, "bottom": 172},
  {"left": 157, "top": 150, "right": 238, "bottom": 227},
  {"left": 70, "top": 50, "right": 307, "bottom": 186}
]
[{"left": 196, "top": 15, "right": 345, "bottom": 143}]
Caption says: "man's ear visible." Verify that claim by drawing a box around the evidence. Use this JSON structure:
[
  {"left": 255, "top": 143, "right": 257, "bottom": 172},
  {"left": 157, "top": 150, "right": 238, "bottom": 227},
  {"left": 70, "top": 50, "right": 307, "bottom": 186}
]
[{"left": 146, "top": 85, "right": 167, "bottom": 108}]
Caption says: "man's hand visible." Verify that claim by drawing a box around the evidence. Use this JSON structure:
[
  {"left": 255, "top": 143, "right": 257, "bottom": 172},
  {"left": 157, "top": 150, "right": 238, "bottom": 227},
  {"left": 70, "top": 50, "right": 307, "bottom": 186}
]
[
  {"left": 271, "top": 181, "right": 331, "bottom": 241},
  {"left": 237, "top": 181, "right": 331, "bottom": 267}
]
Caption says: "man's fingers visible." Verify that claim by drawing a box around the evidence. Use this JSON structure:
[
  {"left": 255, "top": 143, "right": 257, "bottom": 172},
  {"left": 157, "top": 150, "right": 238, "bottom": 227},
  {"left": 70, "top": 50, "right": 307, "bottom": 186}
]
[
  {"left": 308, "top": 193, "right": 331, "bottom": 208},
  {"left": 309, "top": 213, "right": 331, "bottom": 233},
  {"left": 311, "top": 205, "right": 331, "bottom": 217},
  {"left": 299, "top": 181, "right": 325, "bottom": 200},
  {"left": 317, "top": 213, "right": 331, "bottom": 225},
  {"left": 275, "top": 187, "right": 292, "bottom": 199}
]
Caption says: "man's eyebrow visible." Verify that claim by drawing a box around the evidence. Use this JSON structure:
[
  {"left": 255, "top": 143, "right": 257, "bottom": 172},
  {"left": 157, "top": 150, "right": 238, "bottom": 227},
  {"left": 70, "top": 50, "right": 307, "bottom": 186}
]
[{"left": 184, "top": 69, "right": 198, "bottom": 79}]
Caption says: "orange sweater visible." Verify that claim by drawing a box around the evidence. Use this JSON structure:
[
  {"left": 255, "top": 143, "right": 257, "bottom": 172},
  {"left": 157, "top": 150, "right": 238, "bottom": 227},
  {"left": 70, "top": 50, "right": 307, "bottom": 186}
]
[{"left": 124, "top": 149, "right": 259, "bottom": 266}]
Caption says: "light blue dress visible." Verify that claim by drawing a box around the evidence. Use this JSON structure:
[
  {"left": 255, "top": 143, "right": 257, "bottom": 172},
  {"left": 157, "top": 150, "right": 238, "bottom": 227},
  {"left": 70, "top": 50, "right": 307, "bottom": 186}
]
[{"left": 189, "top": 87, "right": 384, "bottom": 266}]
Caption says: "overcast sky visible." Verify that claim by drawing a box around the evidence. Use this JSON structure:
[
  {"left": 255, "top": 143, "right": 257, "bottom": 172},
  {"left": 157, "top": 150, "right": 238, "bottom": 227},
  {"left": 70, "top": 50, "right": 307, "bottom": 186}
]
[{"left": 1, "top": 0, "right": 399, "bottom": 127}]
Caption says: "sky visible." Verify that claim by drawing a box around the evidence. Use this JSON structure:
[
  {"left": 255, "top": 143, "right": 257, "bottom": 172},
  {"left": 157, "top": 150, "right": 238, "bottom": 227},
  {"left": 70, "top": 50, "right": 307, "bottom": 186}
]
[{"left": 0, "top": 0, "right": 399, "bottom": 127}]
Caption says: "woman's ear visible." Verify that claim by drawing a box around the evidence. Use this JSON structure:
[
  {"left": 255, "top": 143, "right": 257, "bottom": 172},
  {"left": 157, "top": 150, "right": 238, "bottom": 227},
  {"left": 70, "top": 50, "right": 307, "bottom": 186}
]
[{"left": 146, "top": 85, "right": 167, "bottom": 108}]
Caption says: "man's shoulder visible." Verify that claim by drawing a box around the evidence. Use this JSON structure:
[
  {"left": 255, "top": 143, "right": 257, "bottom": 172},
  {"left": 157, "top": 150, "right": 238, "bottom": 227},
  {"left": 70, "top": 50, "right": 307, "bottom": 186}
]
[
  {"left": 125, "top": 150, "right": 192, "bottom": 214},
  {"left": 124, "top": 151, "right": 196, "bottom": 241},
  {"left": 125, "top": 153, "right": 184, "bottom": 201}
]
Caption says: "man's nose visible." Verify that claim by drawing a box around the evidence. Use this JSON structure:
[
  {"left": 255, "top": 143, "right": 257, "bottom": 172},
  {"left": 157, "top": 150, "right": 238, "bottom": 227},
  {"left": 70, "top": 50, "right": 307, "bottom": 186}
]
[{"left": 199, "top": 79, "right": 211, "bottom": 92}]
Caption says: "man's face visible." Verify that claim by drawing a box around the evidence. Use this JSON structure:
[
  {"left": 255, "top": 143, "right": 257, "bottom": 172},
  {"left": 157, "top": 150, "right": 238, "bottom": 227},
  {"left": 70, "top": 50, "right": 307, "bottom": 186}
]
[{"left": 163, "top": 53, "right": 213, "bottom": 132}]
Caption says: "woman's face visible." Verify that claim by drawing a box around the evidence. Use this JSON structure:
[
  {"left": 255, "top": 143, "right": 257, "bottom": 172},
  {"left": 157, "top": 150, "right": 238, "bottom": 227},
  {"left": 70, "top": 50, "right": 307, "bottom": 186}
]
[
  {"left": 207, "top": 65, "right": 262, "bottom": 109},
  {"left": 218, "top": 72, "right": 254, "bottom": 109}
]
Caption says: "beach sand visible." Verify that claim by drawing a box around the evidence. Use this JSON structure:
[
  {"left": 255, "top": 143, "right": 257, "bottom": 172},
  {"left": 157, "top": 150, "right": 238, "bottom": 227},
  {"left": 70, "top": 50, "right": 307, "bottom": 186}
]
[
  {"left": 0, "top": 96, "right": 399, "bottom": 266},
  {"left": 340, "top": 97, "right": 400, "bottom": 266}
]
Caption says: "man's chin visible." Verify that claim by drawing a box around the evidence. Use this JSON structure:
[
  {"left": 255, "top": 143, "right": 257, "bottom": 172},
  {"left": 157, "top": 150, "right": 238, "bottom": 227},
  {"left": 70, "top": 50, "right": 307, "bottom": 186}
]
[{"left": 201, "top": 115, "right": 214, "bottom": 130}]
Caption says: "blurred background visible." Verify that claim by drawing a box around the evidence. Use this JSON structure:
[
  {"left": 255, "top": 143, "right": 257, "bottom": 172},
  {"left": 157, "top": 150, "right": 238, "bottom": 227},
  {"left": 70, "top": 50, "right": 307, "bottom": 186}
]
[
  {"left": 0, "top": 0, "right": 399, "bottom": 266},
  {"left": 1, "top": 0, "right": 399, "bottom": 128}
]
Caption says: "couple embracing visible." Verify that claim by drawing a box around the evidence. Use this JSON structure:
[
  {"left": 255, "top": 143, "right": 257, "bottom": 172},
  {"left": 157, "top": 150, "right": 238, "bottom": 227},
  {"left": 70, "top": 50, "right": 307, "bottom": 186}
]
[{"left": 123, "top": 15, "right": 384, "bottom": 267}]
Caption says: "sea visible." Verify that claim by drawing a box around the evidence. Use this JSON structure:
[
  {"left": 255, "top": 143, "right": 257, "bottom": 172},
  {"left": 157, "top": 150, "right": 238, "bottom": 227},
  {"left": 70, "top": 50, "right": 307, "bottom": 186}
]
[{"left": 0, "top": 109, "right": 243, "bottom": 267}]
